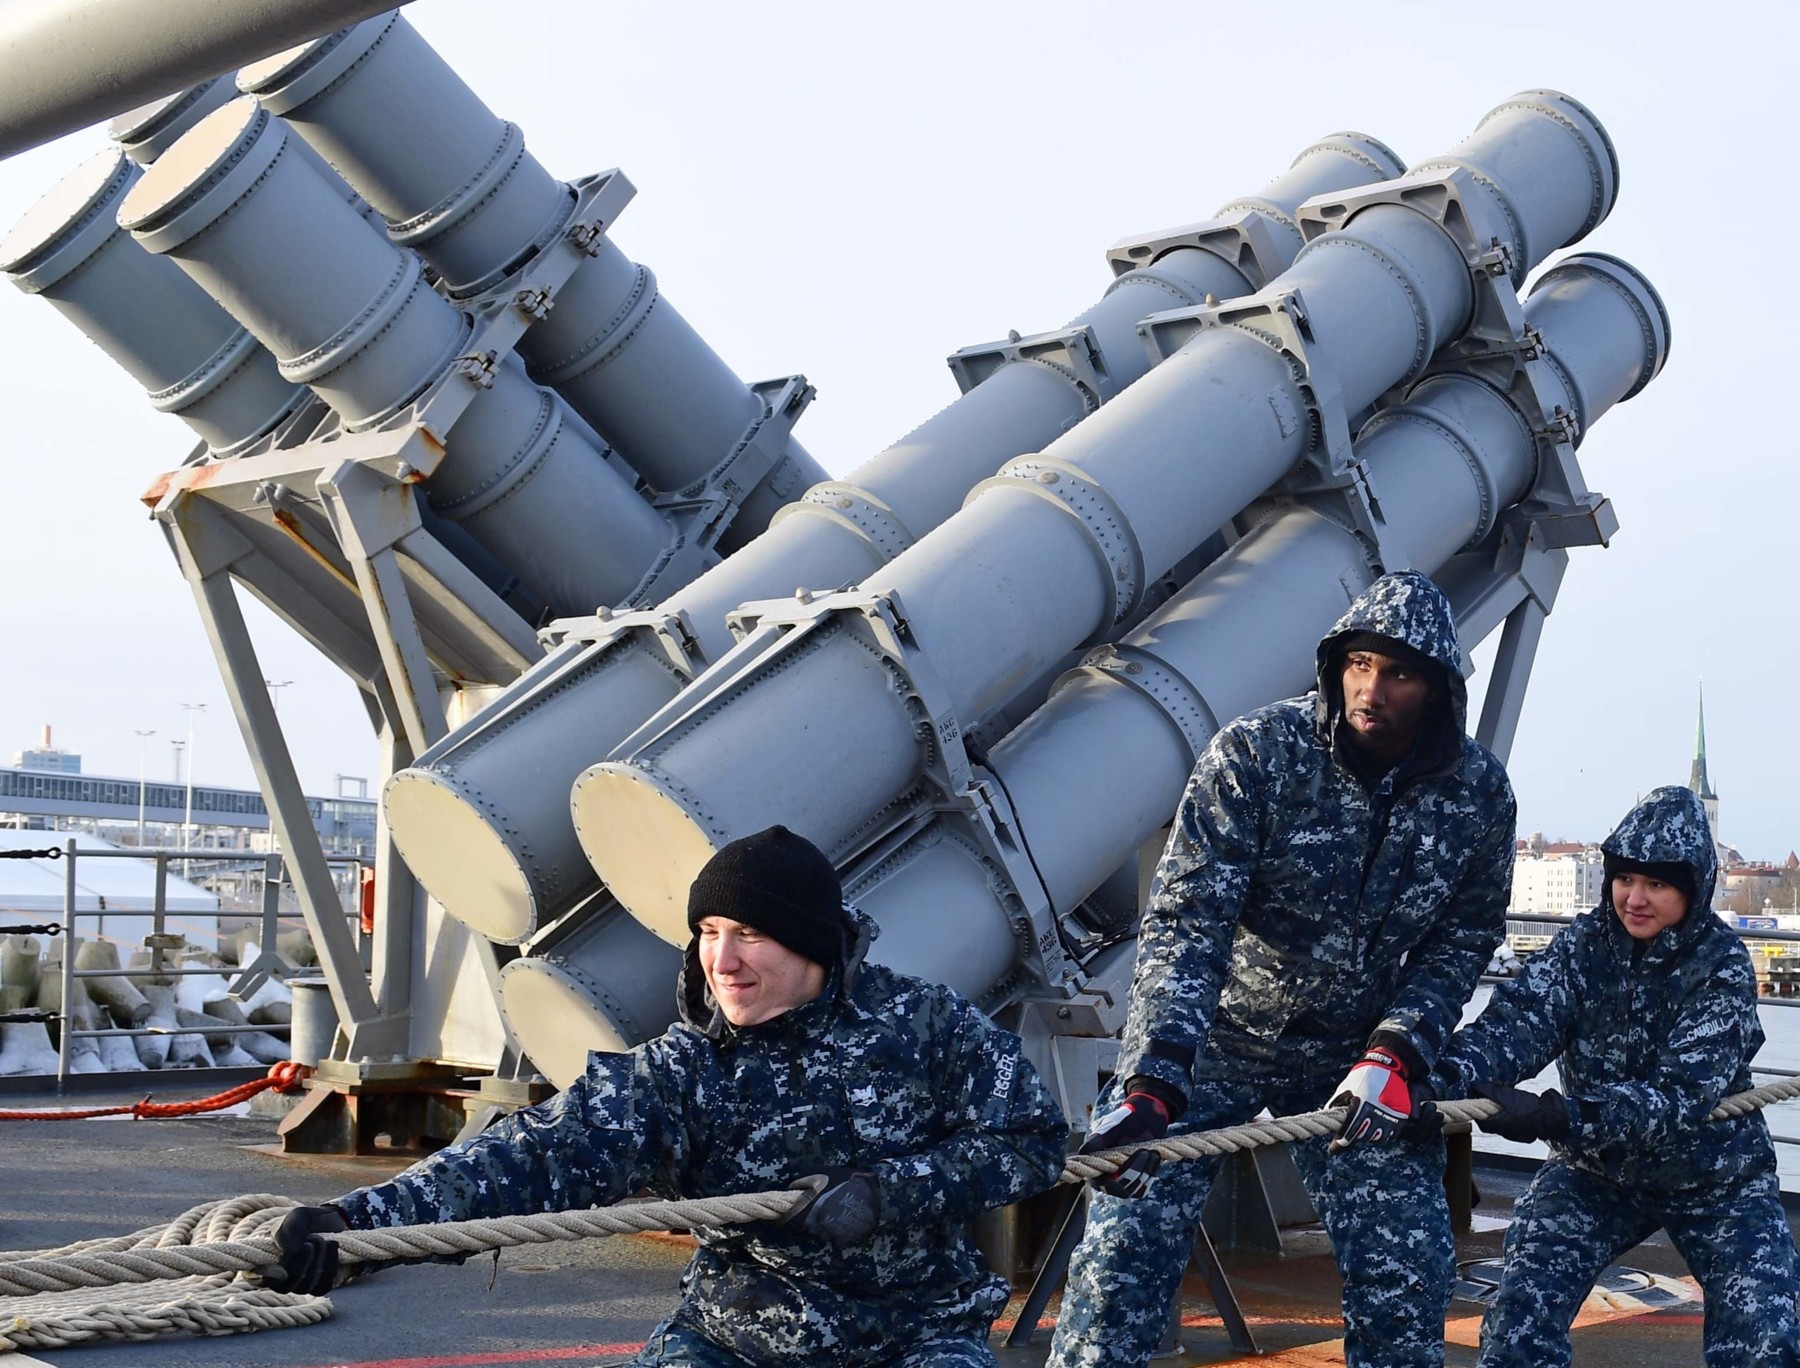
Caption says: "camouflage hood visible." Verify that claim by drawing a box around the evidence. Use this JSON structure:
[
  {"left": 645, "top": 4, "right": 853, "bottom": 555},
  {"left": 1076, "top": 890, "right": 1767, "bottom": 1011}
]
[
  {"left": 677, "top": 903, "right": 880, "bottom": 1038},
  {"left": 1314, "top": 569, "right": 1467, "bottom": 770},
  {"left": 1600, "top": 785, "right": 1719, "bottom": 948},
  {"left": 1441, "top": 783, "right": 1764, "bottom": 1192}
]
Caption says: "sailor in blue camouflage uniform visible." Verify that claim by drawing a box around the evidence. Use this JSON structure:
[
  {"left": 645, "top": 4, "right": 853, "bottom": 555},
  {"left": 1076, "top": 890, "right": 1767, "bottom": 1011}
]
[
  {"left": 265, "top": 825, "right": 1069, "bottom": 1367},
  {"left": 1438, "top": 785, "right": 1800, "bottom": 1367},
  {"left": 1048, "top": 570, "right": 1517, "bottom": 1368}
]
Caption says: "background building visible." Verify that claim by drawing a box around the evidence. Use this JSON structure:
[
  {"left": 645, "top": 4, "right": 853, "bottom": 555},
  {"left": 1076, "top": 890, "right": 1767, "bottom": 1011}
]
[
  {"left": 0, "top": 766, "right": 375, "bottom": 857},
  {"left": 0, "top": 743, "right": 375, "bottom": 918},
  {"left": 12, "top": 724, "right": 79, "bottom": 774},
  {"left": 1507, "top": 837, "right": 1607, "bottom": 945}
]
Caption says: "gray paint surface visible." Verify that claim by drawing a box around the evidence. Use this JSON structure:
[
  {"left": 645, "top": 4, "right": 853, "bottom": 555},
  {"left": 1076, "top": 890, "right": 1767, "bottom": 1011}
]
[{"left": 0, "top": 0, "right": 412, "bottom": 158}]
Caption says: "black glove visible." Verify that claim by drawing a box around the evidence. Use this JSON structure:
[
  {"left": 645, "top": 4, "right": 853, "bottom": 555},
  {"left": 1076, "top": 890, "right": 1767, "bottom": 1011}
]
[
  {"left": 1329, "top": 1043, "right": 1434, "bottom": 1151},
  {"left": 1080, "top": 1080, "right": 1178, "bottom": 1199},
  {"left": 1470, "top": 1081, "right": 1571, "bottom": 1144},
  {"left": 1399, "top": 1074, "right": 1444, "bottom": 1141},
  {"left": 782, "top": 1168, "right": 880, "bottom": 1245},
  {"left": 261, "top": 1204, "right": 348, "bottom": 1295}
]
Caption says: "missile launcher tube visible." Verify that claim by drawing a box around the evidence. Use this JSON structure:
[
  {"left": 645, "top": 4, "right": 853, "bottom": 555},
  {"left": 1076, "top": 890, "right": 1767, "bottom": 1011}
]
[
  {"left": 121, "top": 100, "right": 463, "bottom": 420},
  {"left": 1410, "top": 91, "right": 1619, "bottom": 284},
  {"left": 238, "top": 13, "right": 574, "bottom": 297},
  {"left": 110, "top": 74, "right": 388, "bottom": 233},
  {"left": 857, "top": 255, "right": 1668, "bottom": 997},
  {"left": 384, "top": 136, "right": 1410, "bottom": 944},
  {"left": 843, "top": 821, "right": 1026, "bottom": 1004},
  {"left": 110, "top": 79, "right": 241, "bottom": 166},
  {"left": 237, "top": 11, "right": 831, "bottom": 537},
  {"left": 118, "top": 97, "right": 674, "bottom": 616},
  {"left": 508, "top": 250, "right": 1665, "bottom": 1058},
  {"left": 0, "top": 149, "right": 304, "bottom": 457},
  {"left": 572, "top": 92, "right": 1619, "bottom": 938},
  {"left": 497, "top": 896, "right": 681, "bottom": 1089},
  {"left": 773, "top": 131, "right": 1410, "bottom": 603},
  {"left": 0, "top": 81, "right": 393, "bottom": 463}
]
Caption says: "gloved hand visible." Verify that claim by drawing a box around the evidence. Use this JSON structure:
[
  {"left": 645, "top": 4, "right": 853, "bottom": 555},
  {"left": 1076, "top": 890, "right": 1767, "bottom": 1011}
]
[
  {"left": 1470, "top": 1081, "right": 1571, "bottom": 1144},
  {"left": 1329, "top": 1045, "right": 1428, "bottom": 1151},
  {"left": 1399, "top": 1073, "right": 1443, "bottom": 1141},
  {"left": 1079, "top": 1083, "right": 1177, "bottom": 1199},
  {"left": 782, "top": 1168, "right": 880, "bottom": 1245},
  {"left": 260, "top": 1204, "right": 349, "bottom": 1295}
]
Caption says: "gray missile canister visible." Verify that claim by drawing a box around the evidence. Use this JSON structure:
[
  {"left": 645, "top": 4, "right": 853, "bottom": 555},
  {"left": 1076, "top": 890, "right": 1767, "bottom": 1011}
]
[
  {"left": 570, "top": 91, "right": 1621, "bottom": 941},
  {"left": 497, "top": 896, "right": 682, "bottom": 1090},
  {"left": 237, "top": 13, "right": 574, "bottom": 298},
  {"left": 113, "top": 75, "right": 388, "bottom": 233},
  {"left": 847, "top": 255, "right": 1667, "bottom": 1004},
  {"left": 238, "top": 11, "right": 830, "bottom": 541},
  {"left": 0, "top": 148, "right": 303, "bottom": 458},
  {"left": 117, "top": 97, "right": 676, "bottom": 616},
  {"left": 109, "top": 78, "right": 240, "bottom": 166},
  {"left": 381, "top": 133, "right": 1410, "bottom": 946}
]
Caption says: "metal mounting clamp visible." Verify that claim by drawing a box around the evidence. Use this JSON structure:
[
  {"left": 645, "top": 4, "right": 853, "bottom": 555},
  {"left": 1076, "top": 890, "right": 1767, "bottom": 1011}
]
[
  {"left": 1137, "top": 286, "right": 1358, "bottom": 488},
  {"left": 946, "top": 323, "right": 1114, "bottom": 409},
  {"left": 1401, "top": 323, "right": 1613, "bottom": 554},
  {"left": 537, "top": 604, "right": 705, "bottom": 680},
  {"left": 361, "top": 169, "right": 642, "bottom": 446},
  {"left": 1105, "top": 208, "right": 1291, "bottom": 292},
  {"left": 1295, "top": 165, "right": 1530, "bottom": 356}
]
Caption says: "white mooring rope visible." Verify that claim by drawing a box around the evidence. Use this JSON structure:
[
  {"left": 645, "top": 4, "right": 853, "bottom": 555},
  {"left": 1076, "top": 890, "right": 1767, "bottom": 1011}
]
[{"left": 6, "top": 1077, "right": 1798, "bottom": 1352}]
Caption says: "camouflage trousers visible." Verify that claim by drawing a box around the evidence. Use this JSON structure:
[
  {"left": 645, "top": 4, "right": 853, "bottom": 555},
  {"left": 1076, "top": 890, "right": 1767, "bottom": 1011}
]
[
  {"left": 1047, "top": 1071, "right": 1453, "bottom": 1368},
  {"left": 1478, "top": 1161, "right": 1800, "bottom": 1367},
  {"left": 627, "top": 1317, "right": 997, "bottom": 1366}
]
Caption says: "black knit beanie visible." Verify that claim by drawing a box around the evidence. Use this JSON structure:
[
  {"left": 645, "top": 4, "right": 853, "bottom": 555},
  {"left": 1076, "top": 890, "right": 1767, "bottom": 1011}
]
[
  {"left": 687, "top": 825, "right": 848, "bottom": 968},
  {"left": 1333, "top": 631, "right": 1441, "bottom": 685},
  {"left": 1603, "top": 852, "right": 1698, "bottom": 910}
]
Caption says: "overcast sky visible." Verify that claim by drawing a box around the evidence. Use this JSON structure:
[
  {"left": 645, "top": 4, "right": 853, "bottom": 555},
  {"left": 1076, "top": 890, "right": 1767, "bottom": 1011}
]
[{"left": 0, "top": 0, "right": 1793, "bottom": 860}]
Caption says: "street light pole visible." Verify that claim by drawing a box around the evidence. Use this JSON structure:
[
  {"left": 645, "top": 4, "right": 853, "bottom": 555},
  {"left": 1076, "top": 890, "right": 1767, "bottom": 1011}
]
[
  {"left": 133, "top": 729, "right": 155, "bottom": 847},
  {"left": 181, "top": 702, "right": 206, "bottom": 876}
]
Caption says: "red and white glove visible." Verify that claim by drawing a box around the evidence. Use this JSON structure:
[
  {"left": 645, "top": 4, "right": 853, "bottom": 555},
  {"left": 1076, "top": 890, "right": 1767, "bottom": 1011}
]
[
  {"left": 1080, "top": 1088, "right": 1174, "bottom": 1199},
  {"left": 1328, "top": 1046, "right": 1415, "bottom": 1151}
]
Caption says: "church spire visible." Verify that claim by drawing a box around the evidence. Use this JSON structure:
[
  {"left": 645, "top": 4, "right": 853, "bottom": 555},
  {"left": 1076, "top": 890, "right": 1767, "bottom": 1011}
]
[{"left": 1689, "top": 685, "right": 1717, "bottom": 800}]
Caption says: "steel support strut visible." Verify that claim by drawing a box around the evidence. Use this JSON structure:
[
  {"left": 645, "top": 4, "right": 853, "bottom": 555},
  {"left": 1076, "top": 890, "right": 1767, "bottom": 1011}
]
[{"left": 161, "top": 490, "right": 399, "bottom": 1053}]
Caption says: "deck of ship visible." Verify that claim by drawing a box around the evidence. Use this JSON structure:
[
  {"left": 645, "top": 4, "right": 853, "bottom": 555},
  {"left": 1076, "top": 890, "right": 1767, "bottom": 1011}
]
[{"left": 0, "top": 1086, "right": 1773, "bottom": 1367}]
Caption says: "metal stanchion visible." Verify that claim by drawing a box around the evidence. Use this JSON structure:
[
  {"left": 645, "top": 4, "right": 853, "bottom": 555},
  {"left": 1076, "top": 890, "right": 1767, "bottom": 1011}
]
[{"left": 57, "top": 838, "right": 77, "bottom": 1092}]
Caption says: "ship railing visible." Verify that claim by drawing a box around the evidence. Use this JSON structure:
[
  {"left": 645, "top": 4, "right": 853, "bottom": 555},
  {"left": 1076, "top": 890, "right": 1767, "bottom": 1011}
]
[
  {"left": 1496, "top": 914, "right": 1800, "bottom": 1158},
  {"left": 32, "top": 838, "right": 366, "bottom": 1089},
  {"left": 1504, "top": 912, "right": 1800, "bottom": 1005}
]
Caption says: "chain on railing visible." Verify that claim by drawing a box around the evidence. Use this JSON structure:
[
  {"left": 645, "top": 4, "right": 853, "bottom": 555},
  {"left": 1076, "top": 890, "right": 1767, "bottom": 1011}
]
[{"left": 19, "top": 842, "right": 366, "bottom": 1088}]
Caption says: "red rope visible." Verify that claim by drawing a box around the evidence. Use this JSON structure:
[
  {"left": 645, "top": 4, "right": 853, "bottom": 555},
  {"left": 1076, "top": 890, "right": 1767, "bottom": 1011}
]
[{"left": 0, "top": 1061, "right": 312, "bottom": 1122}]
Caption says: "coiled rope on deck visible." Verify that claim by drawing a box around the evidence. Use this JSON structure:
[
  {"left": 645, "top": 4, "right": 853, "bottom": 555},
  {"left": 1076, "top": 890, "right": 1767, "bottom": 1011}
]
[
  {"left": 0, "top": 1190, "right": 815, "bottom": 1352},
  {"left": 5, "top": 1076, "right": 1800, "bottom": 1351},
  {"left": 0, "top": 1195, "right": 330, "bottom": 1352}
]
